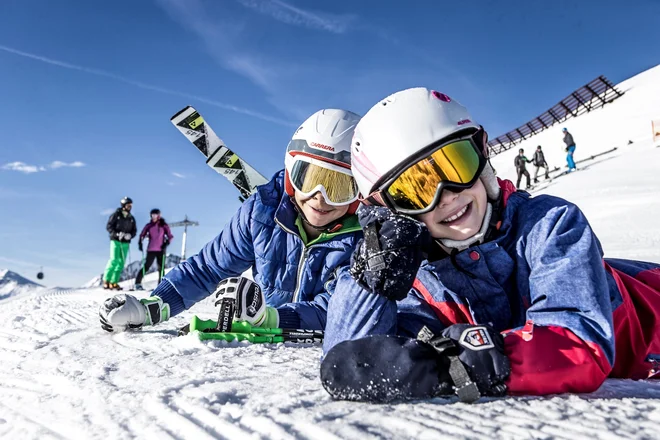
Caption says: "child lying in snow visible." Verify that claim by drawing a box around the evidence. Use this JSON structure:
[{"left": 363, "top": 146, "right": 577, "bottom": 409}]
[
  {"left": 320, "top": 87, "right": 660, "bottom": 402},
  {"left": 99, "top": 109, "right": 363, "bottom": 333}
]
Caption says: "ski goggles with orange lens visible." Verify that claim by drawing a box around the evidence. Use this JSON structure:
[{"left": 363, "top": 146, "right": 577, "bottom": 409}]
[
  {"left": 366, "top": 131, "right": 487, "bottom": 215},
  {"left": 288, "top": 155, "right": 359, "bottom": 206}
]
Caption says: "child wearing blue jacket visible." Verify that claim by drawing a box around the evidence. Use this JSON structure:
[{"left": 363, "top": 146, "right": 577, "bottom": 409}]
[
  {"left": 99, "top": 109, "right": 363, "bottom": 333},
  {"left": 320, "top": 88, "right": 660, "bottom": 403}
]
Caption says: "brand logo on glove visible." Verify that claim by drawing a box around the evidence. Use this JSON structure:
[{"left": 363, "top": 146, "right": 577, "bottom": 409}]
[
  {"left": 247, "top": 285, "right": 262, "bottom": 317},
  {"left": 459, "top": 326, "right": 494, "bottom": 351}
]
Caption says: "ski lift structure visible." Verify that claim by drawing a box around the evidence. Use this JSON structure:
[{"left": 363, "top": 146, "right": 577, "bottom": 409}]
[{"left": 169, "top": 215, "right": 199, "bottom": 260}]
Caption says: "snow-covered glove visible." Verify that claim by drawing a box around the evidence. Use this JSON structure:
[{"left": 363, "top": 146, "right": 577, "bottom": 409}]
[
  {"left": 138, "top": 241, "right": 143, "bottom": 252},
  {"left": 438, "top": 324, "right": 510, "bottom": 398},
  {"left": 213, "top": 277, "right": 278, "bottom": 330},
  {"left": 350, "top": 206, "right": 432, "bottom": 301},
  {"left": 99, "top": 294, "right": 170, "bottom": 332}
]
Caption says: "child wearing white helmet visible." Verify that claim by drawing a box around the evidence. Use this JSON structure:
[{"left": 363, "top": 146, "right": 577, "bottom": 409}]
[
  {"left": 100, "top": 109, "right": 363, "bottom": 334},
  {"left": 321, "top": 88, "right": 660, "bottom": 404}
]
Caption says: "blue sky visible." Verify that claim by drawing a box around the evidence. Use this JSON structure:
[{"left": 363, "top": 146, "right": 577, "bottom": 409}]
[{"left": 1, "top": 0, "right": 658, "bottom": 287}]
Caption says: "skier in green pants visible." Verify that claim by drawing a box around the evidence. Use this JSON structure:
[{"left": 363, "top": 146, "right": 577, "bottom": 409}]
[{"left": 103, "top": 197, "right": 137, "bottom": 290}]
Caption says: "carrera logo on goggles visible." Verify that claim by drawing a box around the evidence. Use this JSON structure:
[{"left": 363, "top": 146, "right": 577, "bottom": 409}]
[{"left": 310, "top": 142, "right": 335, "bottom": 152}]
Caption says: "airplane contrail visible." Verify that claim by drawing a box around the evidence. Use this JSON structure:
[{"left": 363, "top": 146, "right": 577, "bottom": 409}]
[{"left": 0, "top": 44, "right": 295, "bottom": 127}]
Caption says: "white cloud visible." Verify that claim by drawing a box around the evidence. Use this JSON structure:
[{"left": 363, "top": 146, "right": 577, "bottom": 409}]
[
  {"left": 236, "top": 0, "right": 356, "bottom": 34},
  {"left": 0, "top": 43, "right": 294, "bottom": 127},
  {"left": 2, "top": 160, "right": 86, "bottom": 173},
  {"left": 50, "top": 161, "right": 86, "bottom": 169},
  {"left": 1, "top": 162, "right": 45, "bottom": 174},
  {"left": 172, "top": 172, "right": 186, "bottom": 179},
  {"left": 100, "top": 208, "right": 115, "bottom": 216}
]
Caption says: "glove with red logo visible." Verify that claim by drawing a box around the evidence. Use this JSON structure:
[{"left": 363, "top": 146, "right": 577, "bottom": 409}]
[
  {"left": 439, "top": 324, "right": 510, "bottom": 397},
  {"left": 213, "top": 277, "right": 279, "bottom": 331}
]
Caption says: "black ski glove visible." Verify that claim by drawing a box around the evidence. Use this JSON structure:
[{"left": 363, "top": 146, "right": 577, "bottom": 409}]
[
  {"left": 350, "top": 206, "right": 432, "bottom": 301},
  {"left": 138, "top": 241, "right": 143, "bottom": 252},
  {"left": 438, "top": 324, "right": 510, "bottom": 398},
  {"left": 321, "top": 325, "right": 510, "bottom": 404}
]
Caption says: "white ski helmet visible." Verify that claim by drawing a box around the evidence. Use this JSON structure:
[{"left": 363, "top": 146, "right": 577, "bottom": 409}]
[
  {"left": 285, "top": 108, "right": 362, "bottom": 213},
  {"left": 351, "top": 87, "right": 500, "bottom": 201}
]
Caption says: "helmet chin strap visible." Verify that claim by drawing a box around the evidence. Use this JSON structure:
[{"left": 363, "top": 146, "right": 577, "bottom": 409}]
[{"left": 436, "top": 202, "right": 493, "bottom": 252}]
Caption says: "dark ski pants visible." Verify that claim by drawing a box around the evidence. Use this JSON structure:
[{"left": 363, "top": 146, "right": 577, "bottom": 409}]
[
  {"left": 534, "top": 165, "right": 550, "bottom": 180},
  {"left": 516, "top": 169, "right": 531, "bottom": 189},
  {"left": 135, "top": 251, "right": 165, "bottom": 285}
]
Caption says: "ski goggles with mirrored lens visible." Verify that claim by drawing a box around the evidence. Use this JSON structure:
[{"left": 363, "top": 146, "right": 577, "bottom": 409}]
[
  {"left": 288, "top": 155, "right": 359, "bottom": 206},
  {"left": 366, "top": 131, "right": 486, "bottom": 215}
]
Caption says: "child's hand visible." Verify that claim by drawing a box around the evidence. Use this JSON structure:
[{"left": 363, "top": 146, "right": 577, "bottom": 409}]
[
  {"left": 350, "top": 205, "right": 432, "bottom": 301},
  {"left": 213, "top": 277, "right": 278, "bottom": 329},
  {"left": 441, "top": 324, "right": 510, "bottom": 396},
  {"left": 99, "top": 294, "right": 170, "bottom": 332}
]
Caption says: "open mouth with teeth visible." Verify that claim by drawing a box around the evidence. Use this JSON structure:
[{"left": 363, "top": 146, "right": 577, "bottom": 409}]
[{"left": 440, "top": 202, "right": 472, "bottom": 225}]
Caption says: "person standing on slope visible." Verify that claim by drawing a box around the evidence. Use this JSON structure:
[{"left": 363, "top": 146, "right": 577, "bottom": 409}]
[
  {"left": 103, "top": 197, "right": 137, "bottom": 290},
  {"left": 134, "top": 209, "right": 174, "bottom": 290},
  {"left": 99, "top": 109, "right": 363, "bottom": 333},
  {"left": 319, "top": 88, "right": 660, "bottom": 404},
  {"left": 514, "top": 148, "right": 532, "bottom": 189},
  {"left": 532, "top": 145, "right": 550, "bottom": 183},
  {"left": 563, "top": 127, "right": 577, "bottom": 171}
]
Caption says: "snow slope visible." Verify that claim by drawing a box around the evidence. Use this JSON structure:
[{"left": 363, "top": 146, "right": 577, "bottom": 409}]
[
  {"left": 490, "top": 63, "right": 660, "bottom": 183},
  {"left": 2, "top": 66, "right": 660, "bottom": 439}
]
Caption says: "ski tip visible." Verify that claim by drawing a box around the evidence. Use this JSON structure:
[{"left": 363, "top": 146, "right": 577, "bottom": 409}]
[{"left": 170, "top": 105, "right": 195, "bottom": 121}]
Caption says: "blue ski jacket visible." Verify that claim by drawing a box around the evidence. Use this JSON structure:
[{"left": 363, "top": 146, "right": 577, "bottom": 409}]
[
  {"left": 152, "top": 170, "right": 363, "bottom": 330},
  {"left": 324, "top": 180, "right": 660, "bottom": 396}
]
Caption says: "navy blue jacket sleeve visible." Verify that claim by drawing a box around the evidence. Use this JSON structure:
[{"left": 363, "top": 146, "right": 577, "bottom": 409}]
[{"left": 152, "top": 195, "right": 257, "bottom": 316}]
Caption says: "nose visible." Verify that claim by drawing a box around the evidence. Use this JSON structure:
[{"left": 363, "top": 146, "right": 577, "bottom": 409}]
[
  {"left": 311, "top": 191, "right": 324, "bottom": 201},
  {"left": 437, "top": 188, "right": 459, "bottom": 208}
]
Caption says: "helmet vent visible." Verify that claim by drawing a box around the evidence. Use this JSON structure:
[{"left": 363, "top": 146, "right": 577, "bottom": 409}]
[{"left": 432, "top": 90, "right": 451, "bottom": 102}]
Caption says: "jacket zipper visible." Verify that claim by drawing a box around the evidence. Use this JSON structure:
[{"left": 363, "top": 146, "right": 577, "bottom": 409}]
[{"left": 275, "top": 218, "right": 322, "bottom": 303}]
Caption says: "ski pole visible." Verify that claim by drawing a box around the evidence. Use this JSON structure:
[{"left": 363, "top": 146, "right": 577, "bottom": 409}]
[
  {"left": 179, "top": 316, "right": 324, "bottom": 344},
  {"left": 160, "top": 250, "right": 166, "bottom": 283},
  {"left": 126, "top": 245, "right": 133, "bottom": 290}
]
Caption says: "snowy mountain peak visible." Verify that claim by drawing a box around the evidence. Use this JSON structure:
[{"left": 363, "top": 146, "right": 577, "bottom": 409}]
[{"left": 0, "top": 269, "right": 42, "bottom": 288}]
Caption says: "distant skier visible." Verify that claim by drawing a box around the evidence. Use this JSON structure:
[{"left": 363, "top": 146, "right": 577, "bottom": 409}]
[
  {"left": 514, "top": 148, "right": 532, "bottom": 189},
  {"left": 99, "top": 109, "right": 363, "bottom": 334},
  {"left": 103, "top": 197, "right": 137, "bottom": 290},
  {"left": 532, "top": 145, "right": 550, "bottom": 183},
  {"left": 134, "top": 209, "right": 173, "bottom": 290},
  {"left": 563, "top": 128, "right": 577, "bottom": 171}
]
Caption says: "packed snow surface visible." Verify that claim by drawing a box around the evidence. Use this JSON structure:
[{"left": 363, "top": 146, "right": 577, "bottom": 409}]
[{"left": 2, "top": 65, "right": 660, "bottom": 439}]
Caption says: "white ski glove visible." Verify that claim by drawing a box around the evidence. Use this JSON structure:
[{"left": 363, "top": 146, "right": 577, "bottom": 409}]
[
  {"left": 99, "top": 294, "right": 170, "bottom": 332},
  {"left": 213, "top": 277, "right": 278, "bottom": 330},
  {"left": 115, "top": 232, "right": 132, "bottom": 241}
]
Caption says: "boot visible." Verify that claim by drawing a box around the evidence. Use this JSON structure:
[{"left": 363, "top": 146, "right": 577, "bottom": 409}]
[
  {"left": 134, "top": 284, "right": 144, "bottom": 291},
  {"left": 111, "top": 283, "right": 123, "bottom": 291},
  {"left": 103, "top": 281, "right": 111, "bottom": 290}
]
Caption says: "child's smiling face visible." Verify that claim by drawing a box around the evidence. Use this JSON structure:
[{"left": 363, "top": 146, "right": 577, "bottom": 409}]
[{"left": 417, "top": 179, "right": 488, "bottom": 241}]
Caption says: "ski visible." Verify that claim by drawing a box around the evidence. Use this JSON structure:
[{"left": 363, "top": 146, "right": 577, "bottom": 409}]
[
  {"left": 170, "top": 106, "right": 268, "bottom": 201},
  {"left": 178, "top": 316, "right": 324, "bottom": 344}
]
